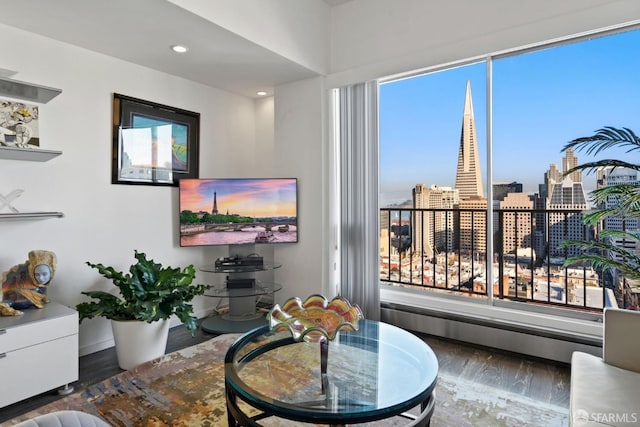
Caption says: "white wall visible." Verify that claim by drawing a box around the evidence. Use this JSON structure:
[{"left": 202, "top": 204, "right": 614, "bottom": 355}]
[
  {"left": 0, "top": 24, "right": 259, "bottom": 355},
  {"left": 273, "top": 77, "right": 330, "bottom": 303}
]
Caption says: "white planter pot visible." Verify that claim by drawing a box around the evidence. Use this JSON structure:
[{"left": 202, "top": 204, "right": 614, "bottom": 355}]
[{"left": 111, "top": 319, "right": 170, "bottom": 370}]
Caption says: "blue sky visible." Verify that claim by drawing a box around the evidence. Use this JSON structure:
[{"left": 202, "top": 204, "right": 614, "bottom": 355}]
[{"left": 380, "top": 28, "right": 640, "bottom": 206}]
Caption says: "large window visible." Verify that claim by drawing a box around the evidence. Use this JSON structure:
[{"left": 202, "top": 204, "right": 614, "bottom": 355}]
[{"left": 379, "top": 27, "right": 640, "bottom": 312}]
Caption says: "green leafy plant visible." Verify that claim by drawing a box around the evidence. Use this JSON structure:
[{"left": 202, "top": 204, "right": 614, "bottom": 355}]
[
  {"left": 76, "top": 250, "right": 209, "bottom": 335},
  {"left": 561, "top": 126, "right": 640, "bottom": 281}
]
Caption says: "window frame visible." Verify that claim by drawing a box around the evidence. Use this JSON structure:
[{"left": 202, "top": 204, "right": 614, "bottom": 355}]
[{"left": 355, "top": 23, "right": 640, "bottom": 330}]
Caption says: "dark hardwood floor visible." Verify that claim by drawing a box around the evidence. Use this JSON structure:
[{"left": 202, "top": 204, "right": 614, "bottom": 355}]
[
  {"left": 0, "top": 319, "right": 571, "bottom": 424},
  {"left": 422, "top": 334, "right": 571, "bottom": 409}
]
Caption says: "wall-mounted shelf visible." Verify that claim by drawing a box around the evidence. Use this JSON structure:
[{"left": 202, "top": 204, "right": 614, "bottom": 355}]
[
  {"left": 0, "top": 76, "right": 62, "bottom": 104},
  {"left": 0, "top": 78, "right": 64, "bottom": 221},
  {"left": 0, "top": 146, "right": 62, "bottom": 162},
  {"left": 0, "top": 212, "right": 64, "bottom": 221}
]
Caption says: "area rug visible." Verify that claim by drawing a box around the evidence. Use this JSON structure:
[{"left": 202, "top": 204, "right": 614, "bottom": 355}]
[{"left": 5, "top": 334, "right": 568, "bottom": 426}]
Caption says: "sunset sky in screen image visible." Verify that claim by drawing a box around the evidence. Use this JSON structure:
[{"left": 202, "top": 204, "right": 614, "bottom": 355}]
[{"left": 179, "top": 179, "right": 297, "bottom": 218}]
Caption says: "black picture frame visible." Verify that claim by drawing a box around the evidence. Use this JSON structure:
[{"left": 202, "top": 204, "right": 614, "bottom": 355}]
[{"left": 112, "top": 93, "right": 200, "bottom": 186}]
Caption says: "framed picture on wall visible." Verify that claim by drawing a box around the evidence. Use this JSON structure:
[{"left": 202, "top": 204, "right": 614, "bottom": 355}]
[{"left": 112, "top": 93, "right": 200, "bottom": 186}]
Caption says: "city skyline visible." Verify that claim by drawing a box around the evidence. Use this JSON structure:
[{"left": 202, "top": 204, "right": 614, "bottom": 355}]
[{"left": 380, "top": 28, "right": 640, "bottom": 207}]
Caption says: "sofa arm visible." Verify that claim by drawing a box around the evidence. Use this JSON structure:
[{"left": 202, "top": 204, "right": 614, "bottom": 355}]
[
  {"left": 570, "top": 351, "right": 640, "bottom": 427},
  {"left": 603, "top": 308, "right": 640, "bottom": 373}
]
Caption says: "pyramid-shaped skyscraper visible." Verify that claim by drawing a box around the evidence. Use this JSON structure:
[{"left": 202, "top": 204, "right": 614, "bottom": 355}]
[
  {"left": 454, "top": 81, "right": 487, "bottom": 255},
  {"left": 454, "top": 80, "right": 483, "bottom": 200}
]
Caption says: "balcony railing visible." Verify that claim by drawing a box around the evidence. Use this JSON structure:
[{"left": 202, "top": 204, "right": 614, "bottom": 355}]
[{"left": 380, "top": 207, "right": 615, "bottom": 311}]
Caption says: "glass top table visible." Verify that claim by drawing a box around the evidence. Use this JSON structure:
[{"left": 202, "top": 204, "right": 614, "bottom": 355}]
[{"left": 224, "top": 320, "right": 438, "bottom": 426}]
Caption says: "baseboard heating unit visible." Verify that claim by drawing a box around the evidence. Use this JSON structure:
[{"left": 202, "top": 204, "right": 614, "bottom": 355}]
[{"left": 380, "top": 301, "right": 603, "bottom": 363}]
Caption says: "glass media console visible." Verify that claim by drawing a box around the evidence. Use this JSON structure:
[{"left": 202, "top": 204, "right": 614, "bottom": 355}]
[{"left": 199, "top": 261, "right": 282, "bottom": 334}]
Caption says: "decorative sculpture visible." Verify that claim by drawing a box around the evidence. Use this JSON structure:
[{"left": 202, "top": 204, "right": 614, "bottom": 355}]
[
  {"left": 267, "top": 295, "right": 364, "bottom": 394},
  {"left": 28, "top": 250, "right": 56, "bottom": 286},
  {"left": 0, "top": 189, "right": 24, "bottom": 213},
  {"left": 0, "top": 302, "right": 22, "bottom": 316},
  {"left": 0, "top": 99, "right": 39, "bottom": 148},
  {"left": 1, "top": 250, "right": 56, "bottom": 312}
]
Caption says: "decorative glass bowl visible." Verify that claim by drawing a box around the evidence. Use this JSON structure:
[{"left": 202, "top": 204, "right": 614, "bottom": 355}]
[{"left": 267, "top": 294, "right": 363, "bottom": 342}]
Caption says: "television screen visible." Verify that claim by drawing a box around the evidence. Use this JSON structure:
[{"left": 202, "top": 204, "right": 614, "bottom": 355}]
[{"left": 179, "top": 178, "right": 298, "bottom": 246}]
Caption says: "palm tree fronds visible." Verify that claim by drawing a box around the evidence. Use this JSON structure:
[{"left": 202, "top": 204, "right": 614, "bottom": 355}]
[
  {"left": 590, "top": 184, "right": 640, "bottom": 200},
  {"left": 558, "top": 126, "right": 640, "bottom": 289},
  {"left": 564, "top": 253, "right": 640, "bottom": 281},
  {"left": 598, "top": 229, "right": 640, "bottom": 243},
  {"left": 587, "top": 185, "right": 640, "bottom": 219},
  {"left": 560, "top": 238, "right": 639, "bottom": 256},
  {"left": 562, "top": 126, "right": 640, "bottom": 156},
  {"left": 564, "top": 160, "right": 640, "bottom": 177}
]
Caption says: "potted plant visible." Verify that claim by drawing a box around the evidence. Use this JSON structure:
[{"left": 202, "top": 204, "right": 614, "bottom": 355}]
[
  {"left": 561, "top": 127, "right": 640, "bottom": 286},
  {"left": 76, "top": 250, "right": 208, "bottom": 369}
]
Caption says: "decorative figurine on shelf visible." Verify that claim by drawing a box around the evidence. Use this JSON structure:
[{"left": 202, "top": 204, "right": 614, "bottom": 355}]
[
  {"left": 28, "top": 250, "right": 56, "bottom": 287},
  {"left": 0, "top": 189, "right": 24, "bottom": 213},
  {"left": 0, "top": 302, "right": 22, "bottom": 316},
  {"left": 0, "top": 99, "right": 39, "bottom": 148},
  {"left": 1, "top": 250, "right": 56, "bottom": 311}
]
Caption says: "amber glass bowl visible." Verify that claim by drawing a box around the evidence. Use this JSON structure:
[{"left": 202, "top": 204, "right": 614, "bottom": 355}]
[{"left": 266, "top": 294, "right": 363, "bottom": 342}]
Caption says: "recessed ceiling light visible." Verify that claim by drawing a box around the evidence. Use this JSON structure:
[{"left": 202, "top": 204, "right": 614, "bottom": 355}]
[
  {"left": 170, "top": 45, "right": 188, "bottom": 53},
  {"left": 256, "top": 91, "right": 268, "bottom": 96}
]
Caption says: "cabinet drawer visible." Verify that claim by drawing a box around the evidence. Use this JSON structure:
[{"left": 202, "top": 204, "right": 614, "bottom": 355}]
[
  {"left": 0, "top": 313, "right": 77, "bottom": 353},
  {"left": 0, "top": 334, "right": 78, "bottom": 407}
]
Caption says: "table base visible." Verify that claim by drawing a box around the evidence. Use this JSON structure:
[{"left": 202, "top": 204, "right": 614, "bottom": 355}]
[{"left": 226, "top": 382, "right": 435, "bottom": 427}]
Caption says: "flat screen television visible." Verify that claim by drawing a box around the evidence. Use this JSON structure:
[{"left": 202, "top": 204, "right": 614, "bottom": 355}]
[{"left": 179, "top": 178, "right": 298, "bottom": 247}]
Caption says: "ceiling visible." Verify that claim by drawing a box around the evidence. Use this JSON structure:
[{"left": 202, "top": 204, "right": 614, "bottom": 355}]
[{"left": 0, "top": 0, "right": 349, "bottom": 98}]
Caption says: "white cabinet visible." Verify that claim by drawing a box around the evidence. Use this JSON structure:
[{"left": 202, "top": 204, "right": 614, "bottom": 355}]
[{"left": 0, "top": 302, "right": 78, "bottom": 407}]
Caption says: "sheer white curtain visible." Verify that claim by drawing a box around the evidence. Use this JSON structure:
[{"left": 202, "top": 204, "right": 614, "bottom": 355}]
[{"left": 337, "top": 81, "right": 380, "bottom": 320}]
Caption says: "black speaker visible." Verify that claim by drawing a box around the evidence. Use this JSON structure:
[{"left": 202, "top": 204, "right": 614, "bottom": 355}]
[{"left": 226, "top": 278, "right": 256, "bottom": 289}]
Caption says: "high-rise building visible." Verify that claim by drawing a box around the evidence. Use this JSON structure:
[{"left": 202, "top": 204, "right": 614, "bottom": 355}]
[
  {"left": 531, "top": 193, "right": 547, "bottom": 259},
  {"left": 492, "top": 183, "right": 524, "bottom": 259},
  {"left": 563, "top": 148, "right": 581, "bottom": 183},
  {"left": 454, "top": 81, "right": 487, "bottom": 255},
  {"left": 499, "top": 192, "right": 534, "bottom": 255},
  {"left": 380, "top": 203, "right": 412, "bottom": 260},
  {"left": 598, "top": 167, "right": 640, "bottom": 262},
  {"left": 458, "top": 196, "right": 487, "bottom": 254},
  {"left": 543, "top": 151, "right": 589, "bottom": 257},
  {"left": 493, "top": 181, "right": 523, "bottom": 201},
  {"left": 380, "top": 209, "right": 390, "bottom": 258},
  {"left": 599, "top": 167, "right": 640, "bottom": 231},
  {"left": 412, "top": 184, "right": 459, "bottom": 256},
  {"left": 535, "top": 163, "right": 564, "bottom": 259},
  {"left": 454, "top": 81, "right": 484, "bottom": 200},
  {"left": 539, "top": 163, "right": 562, "bottom": 200}
]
